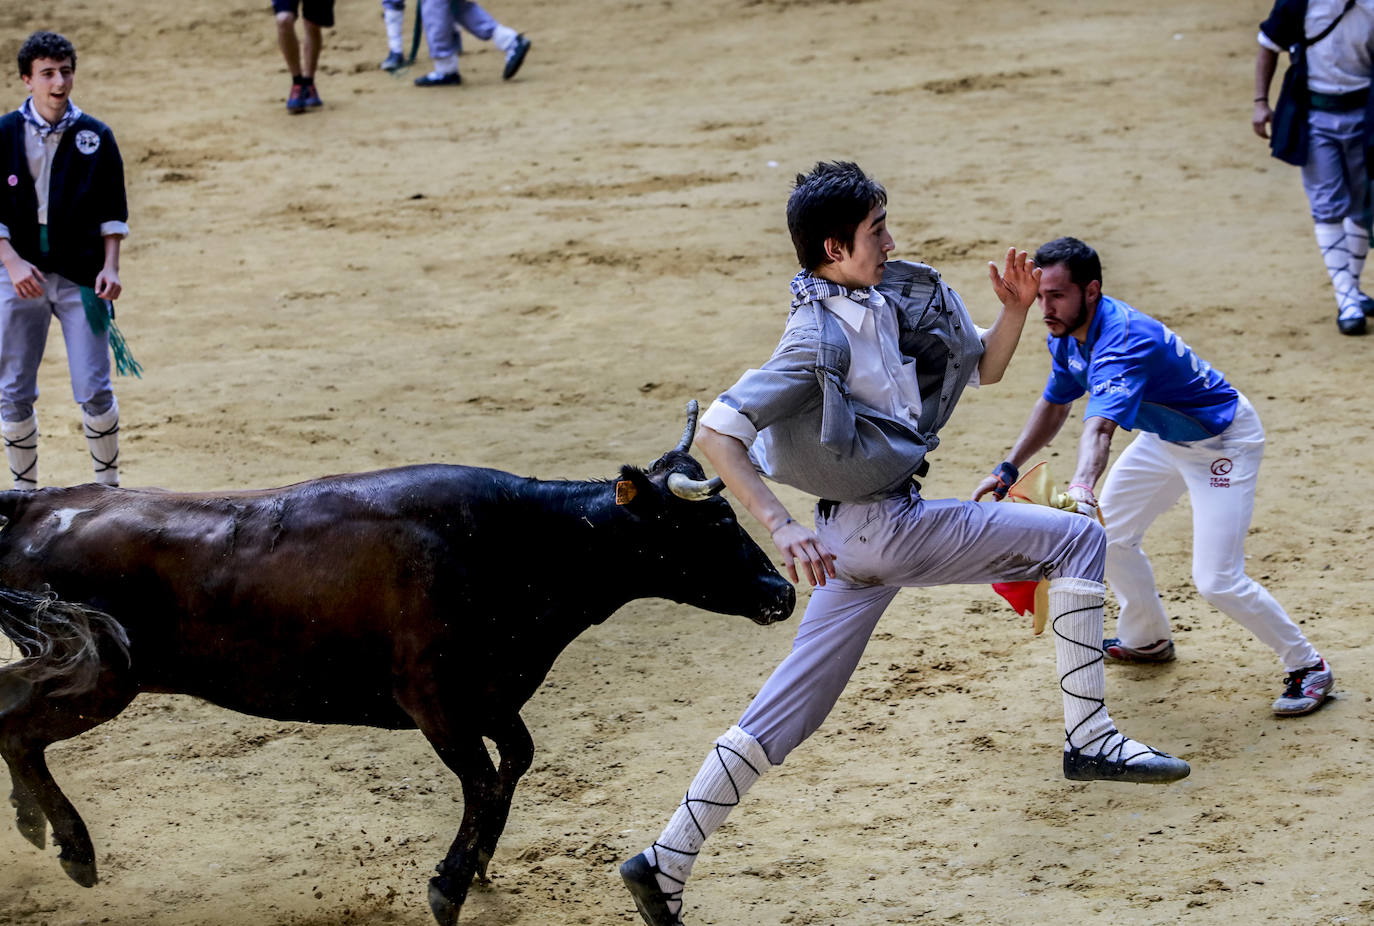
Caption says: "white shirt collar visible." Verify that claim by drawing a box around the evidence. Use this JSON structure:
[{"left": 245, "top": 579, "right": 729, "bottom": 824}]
[{"left": 821, "top": 291, "right": 881, "bottom": 331}]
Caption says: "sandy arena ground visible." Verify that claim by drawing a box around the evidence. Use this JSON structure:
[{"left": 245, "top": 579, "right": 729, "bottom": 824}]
[{"left": 0, "top": 0, "right": 1371, "bottom": 924}]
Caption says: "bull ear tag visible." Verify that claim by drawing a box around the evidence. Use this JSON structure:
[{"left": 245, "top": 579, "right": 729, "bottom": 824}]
[{"left": 615, "top": 480, "right": 637, "bottom": 505}]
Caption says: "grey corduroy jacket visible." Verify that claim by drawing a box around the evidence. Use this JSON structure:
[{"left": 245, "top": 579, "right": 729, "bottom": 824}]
[{"left": 719, "top": 260, "right": 985, "bottom": 504}]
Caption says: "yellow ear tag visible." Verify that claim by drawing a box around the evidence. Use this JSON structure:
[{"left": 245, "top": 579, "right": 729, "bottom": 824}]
[{"left": 615, "top": 480, "right": 637, "bottom": 505}]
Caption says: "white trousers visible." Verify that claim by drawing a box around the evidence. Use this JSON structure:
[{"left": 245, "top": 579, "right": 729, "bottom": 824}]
[{"left": 1100, "top": 394, "right": 1319, "bottom": 671}]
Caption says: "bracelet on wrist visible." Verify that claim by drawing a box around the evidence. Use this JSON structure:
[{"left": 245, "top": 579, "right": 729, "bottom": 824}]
[{"left": 770, "top": 517, "right": 795, "bottom": 534}]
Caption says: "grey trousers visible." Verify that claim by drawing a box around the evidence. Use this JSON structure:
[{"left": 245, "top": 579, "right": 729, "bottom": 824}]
[
  {"left": 420, "top": 0, "right": 497, "bottom": 59},
  {"left": 1302, "top": 108, "right": 1369, "bottom": 223},
  {"left": 0, "top": 270, "right": 114, "bottom": 422},
  {"left": 738, "top": 489, "right": 1105, "bottom": 765}
]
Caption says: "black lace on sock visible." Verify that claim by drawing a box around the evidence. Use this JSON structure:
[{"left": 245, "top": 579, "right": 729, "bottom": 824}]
[
  {"left": 83, "top": 417, "right": 118, "bottom": 475},
  {"left": 650, "top": 740, "right": 761, "bottom": 907},
  {"left": 1055, "top": 603, "right": 1170, "bottom": 764},
  {"left": 1052, "top": 600, "right": 1109, "bottom": 751},
  {"left": 4, "top": 424, "right": 36, "bottom": 486}
]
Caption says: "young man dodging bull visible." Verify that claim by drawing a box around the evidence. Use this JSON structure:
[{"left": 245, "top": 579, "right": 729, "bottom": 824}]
[{"left": 619, "top": 162, "right": 1189, "bottom": 926}]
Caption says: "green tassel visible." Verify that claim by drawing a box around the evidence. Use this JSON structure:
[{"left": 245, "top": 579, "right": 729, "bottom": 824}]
[
  {"left": 409, "top": 7, "right": 423, "bottom": 65},
  {"left": 79, "top": 286, "right": 142, "bottom": 378},
  {"left": 107, "top": 319, "right": 142, "bottom": 378}
]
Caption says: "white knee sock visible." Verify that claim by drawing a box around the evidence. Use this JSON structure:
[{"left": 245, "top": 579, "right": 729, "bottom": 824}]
[
  {"left": 383, "top": 7, "right": 405, "bottom": 53},
  {"left": 1048, "top": 578, "right": 1120, "bottom": 754},
  {"left": 1, "top": 415, "right": 37, "bottom": 490},
  {"left": 642, "top": 725, "right": 770, "bottom": 918},
  {"left": 82, "top": 402, "right": 119, "bottom": 486},
  {"left": 1315, "top": 221, "right": 1364, "bottom": 320},
  {"left": 1050, "top": 577, "right": 1176, "bottom": 768},
  {"left": 1342, "top": 216, "right": 1370, "bottom": 291},
  {"left": 492, "top": 23, "right": 518, "bottom": 52}
]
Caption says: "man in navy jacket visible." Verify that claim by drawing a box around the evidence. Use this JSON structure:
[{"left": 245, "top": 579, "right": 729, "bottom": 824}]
[{"left": 0, "top": 31, "right": 127, "bottom": 488}]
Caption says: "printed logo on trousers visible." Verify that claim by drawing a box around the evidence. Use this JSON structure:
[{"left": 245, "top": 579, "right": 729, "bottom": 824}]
[{"left": 1210, "top": 457, "right": 1232, "bottom": 488}]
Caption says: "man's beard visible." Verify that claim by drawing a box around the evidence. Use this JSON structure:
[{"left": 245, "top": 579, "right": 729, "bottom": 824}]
[{"left": 1066, "top": 293, "right": 1090, "bottom": 333}]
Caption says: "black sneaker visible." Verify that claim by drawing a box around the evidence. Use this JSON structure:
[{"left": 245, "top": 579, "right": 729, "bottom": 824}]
[
  {"left": 620, "top": 852, "right": 684, "bottom": 926},
  {"left": 414, "top": 70, "right": 462, "bottom": 87},
  {"left": 1063, "top": 731, "right": 1190, "bottom": 784},
  {"left": 380, "top": 50, "right": 405, "bottom": 71},
  {"left": 1338, "top": 310, "right": 1367, "bottom": 335},
  {"left": 503, "top": 34, "right": 531, "bottom": 80}
]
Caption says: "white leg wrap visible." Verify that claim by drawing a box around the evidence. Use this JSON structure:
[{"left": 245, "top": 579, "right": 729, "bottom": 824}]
[
  {"left": 492, "top": 23, "right": 518, "bottom": 51},
  {"left": 644, "top": 725, "right": 771, "bottom": 917},
  {"left": 1048, "top": 577, "right": 1116, "bottom": 753},
  {"left": 1343, "top": 216, "right": 1370, "bottom": 286},
  {"left": 1, "top": 415, "right": 37, "bottom": 490},
  {"left": 1050, "top": 577, "right": 1178, "bottom": 773},
  {"left": 1315, "top": 221, "right": 1364, "bottom": 319},
  {"left": 383, "top": 7, "right": 406, "bottom": 53},
  {"left": 83, "top": 401, "right": 119, "bottom": 486}
]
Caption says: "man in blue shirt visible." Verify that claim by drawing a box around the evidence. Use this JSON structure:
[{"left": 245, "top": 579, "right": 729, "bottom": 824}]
[{"left": 975, "top": 237, "right": 1333, "bottom": 719}]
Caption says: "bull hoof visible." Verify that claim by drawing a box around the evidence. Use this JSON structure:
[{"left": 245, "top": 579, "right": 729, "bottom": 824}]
[
  {"left": 15, "top": 809, "right": 46, "bottom": 849},
  {"left": 10, "top": 791, "right": 46, "bottom": 849},
  {"left": 427, "top": 877, "right": 461, "bottom": 926},
  {"left": 59, "top": 854, "right": 98, "bottom": 888},
  {"left": 474, "top": 848, "right": 493, "bottom": 884}
]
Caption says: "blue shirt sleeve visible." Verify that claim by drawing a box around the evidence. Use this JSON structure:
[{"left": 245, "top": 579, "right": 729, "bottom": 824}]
[{"left": 1041, "top": 338, "right": 1086, "bottom": 405}]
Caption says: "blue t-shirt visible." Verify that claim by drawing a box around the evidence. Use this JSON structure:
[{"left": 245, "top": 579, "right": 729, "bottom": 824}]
[{"left": 1043, "top": 295, "right": 1238, "bottom": 442}]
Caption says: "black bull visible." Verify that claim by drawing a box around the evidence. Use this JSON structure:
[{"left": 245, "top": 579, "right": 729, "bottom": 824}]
[{"left": 0, "top": 405, "right": 794, "bottom": 924}]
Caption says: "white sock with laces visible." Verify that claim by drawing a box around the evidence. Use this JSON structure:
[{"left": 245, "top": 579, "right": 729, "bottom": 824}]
[
  {"left": 1049, "top": 577, "right": 1157, "bottom": 765},
  {"left": 1315, "top": 221, "right": 1365, "bottom": 321},
  {"left": 641, "top": 725, "right": 770, "bottom": 919}
]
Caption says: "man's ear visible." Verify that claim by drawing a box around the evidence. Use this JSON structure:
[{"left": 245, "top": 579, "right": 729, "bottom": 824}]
[
  {"left": 822, "top": 236, "right": 848, "bottom": 265},
  {"left": 1085, "top": 279, "right": 1102, "bottom": 305}
]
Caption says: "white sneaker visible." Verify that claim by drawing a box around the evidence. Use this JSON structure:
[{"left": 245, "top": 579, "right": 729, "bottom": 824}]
[{"left": 1272, "top": 658, "right": 1334, "bottom": 716}]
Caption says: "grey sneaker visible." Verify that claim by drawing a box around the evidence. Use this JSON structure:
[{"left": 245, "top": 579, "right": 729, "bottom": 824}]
[
  {"left": 1272, "top": 658, "right": 1334, "bottom": 716},
  {"left": 1103, "top": 637, "right": 1175, "bottom": 664},
  {"left": 1064, "top": 731, "right": 1190, "bottom": 784}
]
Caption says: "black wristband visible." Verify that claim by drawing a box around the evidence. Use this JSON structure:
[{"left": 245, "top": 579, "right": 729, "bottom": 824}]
[{"left": 991, "top": 461, "right": 1018, "bottom": 499}]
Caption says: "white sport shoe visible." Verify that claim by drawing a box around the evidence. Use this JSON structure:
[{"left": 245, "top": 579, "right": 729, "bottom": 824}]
[{"left": 1272, "top": 658, "right": 1334, "bottom": 716}]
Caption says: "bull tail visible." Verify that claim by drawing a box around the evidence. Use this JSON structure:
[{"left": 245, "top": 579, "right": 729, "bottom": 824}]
[{"left": 0, "top": 585, "right": 130, "bottom": 697}]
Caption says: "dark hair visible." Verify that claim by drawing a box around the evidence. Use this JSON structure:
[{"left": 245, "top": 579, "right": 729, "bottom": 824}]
[
  {"left": 1034, "top": 237, "right": 1102, "bottom": 289},
  {"left": 18, "top": 32, "right": 76, "bottom": 78},
  {"left": 786, "top": 161, "right": 887, "bottom": 271}
]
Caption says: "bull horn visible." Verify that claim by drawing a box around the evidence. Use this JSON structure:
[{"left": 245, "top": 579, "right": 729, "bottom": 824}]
[
  {"left": 675, "top": 400, "right": 701, "bottom": 453},
  {"left": 667, "top": 472, "right": 724, "bottom": 501}
]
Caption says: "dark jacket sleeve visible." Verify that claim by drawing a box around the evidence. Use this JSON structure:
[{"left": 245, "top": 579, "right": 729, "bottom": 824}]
[
  {"left": 1260, "top": 0, "right": 1308, "bottom": 51},
  {"left": 93, "top": 123, "right": 128, "bottom": 227}
]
